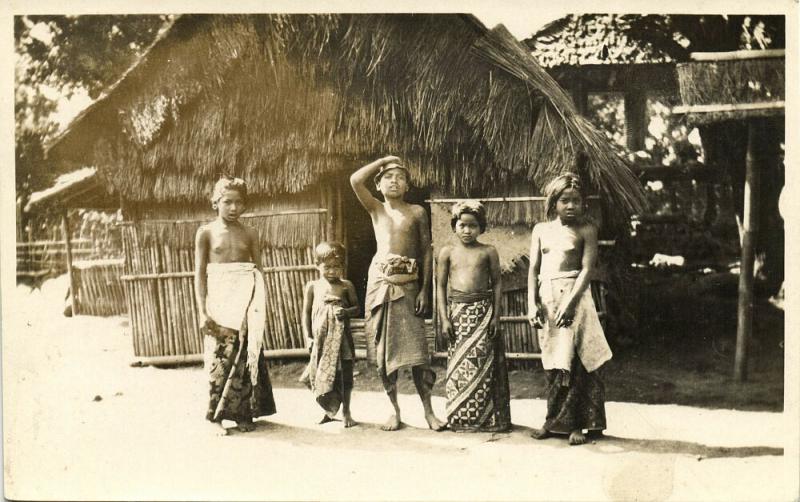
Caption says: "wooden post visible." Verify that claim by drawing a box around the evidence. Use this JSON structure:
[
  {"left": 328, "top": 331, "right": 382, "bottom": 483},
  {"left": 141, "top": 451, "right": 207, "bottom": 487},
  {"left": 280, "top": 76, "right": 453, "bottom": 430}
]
[
  {"left": 571, "top": 78, "right": 588, "bottom": 116},
  {"left": 62, "top": 208, "right": 79, "bottom": 316},
  {"left": 625, "top": 89, "right": 647, "bottom": 152},
  {"left": 734, "top": 120, "right": 761, "bottom": 382}
]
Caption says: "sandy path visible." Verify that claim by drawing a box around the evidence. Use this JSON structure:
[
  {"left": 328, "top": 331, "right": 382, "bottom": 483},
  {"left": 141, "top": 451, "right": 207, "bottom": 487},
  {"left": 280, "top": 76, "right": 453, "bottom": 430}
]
[{"left": 3, "top": 277, "right": 796, "bottom": 501}]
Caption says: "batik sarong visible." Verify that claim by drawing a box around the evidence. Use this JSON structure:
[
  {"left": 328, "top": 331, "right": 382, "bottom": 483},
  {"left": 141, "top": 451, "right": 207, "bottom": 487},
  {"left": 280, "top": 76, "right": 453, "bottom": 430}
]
[
  {"left": 299, "top": 295, "right": 355, "bottom": 415},
  {"left": 445, "top": 290, "right": 511, "bottom": 432},
  {"left": 364, "top": 254, "right": 435, "bottom": 394},
  {"left": 204, "top": 262, "right": 276, "bottom": 422},
  {"left": 537, "top": 270, "right": 610, "bottom": 433}
]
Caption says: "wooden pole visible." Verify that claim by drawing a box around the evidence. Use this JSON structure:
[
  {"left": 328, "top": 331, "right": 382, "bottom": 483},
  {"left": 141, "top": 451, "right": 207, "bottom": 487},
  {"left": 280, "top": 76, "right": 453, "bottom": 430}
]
[
  {"left": 625, "top": 89, "right": 647, "bottom": 152},
  {"left": 734, "top": 120, "right": 761, "bottom": 382},
  {"left": 62, "top": 208, "right": 78, "bottom": 316}
]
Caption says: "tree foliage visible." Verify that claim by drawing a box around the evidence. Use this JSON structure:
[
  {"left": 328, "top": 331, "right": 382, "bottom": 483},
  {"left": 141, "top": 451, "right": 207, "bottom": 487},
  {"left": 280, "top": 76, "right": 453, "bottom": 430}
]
[{"left": 14, "top": 15, "right": 169, "bottom": 200}]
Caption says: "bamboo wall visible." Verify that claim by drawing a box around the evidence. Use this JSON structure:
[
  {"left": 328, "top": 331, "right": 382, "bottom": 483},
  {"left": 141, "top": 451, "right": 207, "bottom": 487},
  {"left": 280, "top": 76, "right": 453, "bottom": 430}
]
[
  {"left": 73, "top": 260, "right": 128, "bottom": 316},
  {"left": 120, "top": 210, "right": 327, "bottom": 360}
]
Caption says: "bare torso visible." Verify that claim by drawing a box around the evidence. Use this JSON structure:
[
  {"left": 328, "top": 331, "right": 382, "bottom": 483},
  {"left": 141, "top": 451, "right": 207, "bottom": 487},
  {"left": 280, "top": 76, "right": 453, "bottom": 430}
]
[
  {"left": 372, "top": 203, "right": 424, "bottom": 260},
  {"left": 311, "top": 279, "right": 351, "bottom": 306},
  {"left": 205, "top": 219, "right": 255, "bottom": 263},
  {"left": 446, "top": 244, "right": 493, "bottom": 292},
  {"left": 538, "top": 220, "right": 586, "bottom": 275}
]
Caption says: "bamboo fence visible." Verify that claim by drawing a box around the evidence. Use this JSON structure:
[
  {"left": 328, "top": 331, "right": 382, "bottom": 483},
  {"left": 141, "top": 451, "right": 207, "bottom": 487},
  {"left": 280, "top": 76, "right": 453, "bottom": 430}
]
[
  {"left": 119, "top": 210, "right": 327, "bottom": 360},
  {"left": 73, "top": 259, "right": 128, "bottom": 316}
]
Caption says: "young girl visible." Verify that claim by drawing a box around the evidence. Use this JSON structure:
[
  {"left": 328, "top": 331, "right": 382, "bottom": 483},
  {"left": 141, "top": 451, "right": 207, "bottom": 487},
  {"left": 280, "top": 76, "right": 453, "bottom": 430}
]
[
  {"left": 527, "top": 173, "right": 612, "bottom": 445},
  {"left": 300, "top": 241, "right": 359, "bottom": 427},
  {"left": 437, "top": 200, "right": 511, "bottom": 432},
  {"left": 195, "top": 176, "right": 276, "bottom": 435}
]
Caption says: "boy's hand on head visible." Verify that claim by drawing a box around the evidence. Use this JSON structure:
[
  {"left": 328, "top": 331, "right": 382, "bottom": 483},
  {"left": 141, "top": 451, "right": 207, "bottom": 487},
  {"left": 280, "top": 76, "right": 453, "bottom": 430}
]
[
  {"left": 381, "top": 155, "right": 401, "bottom": 165},
  {"left": 415, "top": 291, "right": 429, "bottom": 316}
]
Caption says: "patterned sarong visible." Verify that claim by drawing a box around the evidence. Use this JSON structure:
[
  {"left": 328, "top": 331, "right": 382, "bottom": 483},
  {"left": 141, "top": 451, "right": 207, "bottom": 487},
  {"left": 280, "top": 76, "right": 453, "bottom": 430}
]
[
  {"left": 204, "top": 262, "right": 275, "bottom": 422},
  {"left": 445, "top": 290, "right": 511, "bottom": 432},
  {"left": 299, "top": 296, "right": 354, "bottom": 414},
  {"left": 542, "top": 358, "right": 606, "bottom": 434},
  {"left": 364, "top": 254, "right": 434, "bottom": 393}
]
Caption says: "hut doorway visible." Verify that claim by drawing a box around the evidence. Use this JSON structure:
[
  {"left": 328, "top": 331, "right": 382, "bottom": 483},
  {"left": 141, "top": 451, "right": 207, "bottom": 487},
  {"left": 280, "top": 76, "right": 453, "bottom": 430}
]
[{"left": 337, "top": 178, "right": 431, "bottom": 312}]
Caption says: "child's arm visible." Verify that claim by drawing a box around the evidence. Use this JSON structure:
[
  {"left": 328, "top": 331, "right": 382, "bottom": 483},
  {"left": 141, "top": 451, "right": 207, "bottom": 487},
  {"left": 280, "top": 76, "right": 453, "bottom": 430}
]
[
  {"left": 350, "top": 156, "right": 400, "bottom": 212},
  {"left": 302, "top": 282, "right": 315, "bottom": 351},
  {"left": 248, "top": 226, "right": 263, "bottom": 271},
  {"left": 488, "top": 246, "right": 502, "bottom": 340},
  {"left": 435, "top": 246, "right": 453, "bottom": 344},
  {"left": 415, "top": 206, "right": 433, "bottom": 316},
  {"left": 527, "top": 224, "right": 544, "bottom": 328},
  {"left": 555, "top": 223, "right": 598, "bottom": 327},
  {"left": 341, "top": 280, "right": 360, "bottom": 318},
  {"left": 194, "top": 226, "right": 215, "bottom": 331}
]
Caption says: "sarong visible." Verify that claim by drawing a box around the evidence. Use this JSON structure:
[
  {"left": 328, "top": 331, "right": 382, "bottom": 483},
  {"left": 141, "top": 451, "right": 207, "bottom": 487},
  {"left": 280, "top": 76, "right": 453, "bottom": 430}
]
[
  {"left": 445, "top": 290, "right": 511, "bottom": 432},
  {"left": 364, "top": 254, "right": 435, "bottom": 393},
  {"left": 537, "top": 270, "right": 609, "bottom": 433},
  {"left": 542, "top": 357, "right": 606, "bottom": 434},
  {"left": 299, "top": 295, "right": 355, "bottom": 414},
  {"left": 538, "top": 271, "right": 612, "bottom": 375},
  {"left": 204, "top": 262, "right": 276, "bottom": 422}
]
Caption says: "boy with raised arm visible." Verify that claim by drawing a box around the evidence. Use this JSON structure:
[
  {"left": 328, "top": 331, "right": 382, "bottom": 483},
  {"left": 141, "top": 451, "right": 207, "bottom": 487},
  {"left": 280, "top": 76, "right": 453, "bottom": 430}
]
[{"left": 350, "top": 156, "right": 445, "bottom": 431}]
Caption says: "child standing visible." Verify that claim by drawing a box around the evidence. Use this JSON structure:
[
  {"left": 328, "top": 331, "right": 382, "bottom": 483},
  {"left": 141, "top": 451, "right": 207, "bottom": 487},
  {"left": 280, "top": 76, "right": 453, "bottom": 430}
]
[
  {"left": 300, "top": 242, "right": 359, "bottom": 427},
  {"left": 527, "top": 173, "right": 612, "bottom": 445},
  {"left": 437, "top": 201, "right": 511, "bottom": 432},
  {"left": 194, "top": 176, "right": 276, "bottom": 435},
  {"left": 350, "top": 155, "right": 445, "bottom": 431}
]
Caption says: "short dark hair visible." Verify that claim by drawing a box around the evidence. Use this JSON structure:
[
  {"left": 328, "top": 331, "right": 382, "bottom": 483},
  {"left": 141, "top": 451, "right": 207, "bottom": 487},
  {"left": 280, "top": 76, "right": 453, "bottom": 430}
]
[
  {"left": 314, "top": 241, "right": 346, "bottom": 265},
  {"left": 450, "top": 200, "right": 487, "bottom": 233}
]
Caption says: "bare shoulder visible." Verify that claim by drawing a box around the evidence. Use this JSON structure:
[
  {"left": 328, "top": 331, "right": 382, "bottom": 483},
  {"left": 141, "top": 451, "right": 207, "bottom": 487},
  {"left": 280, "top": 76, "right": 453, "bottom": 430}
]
[
  {"left": 438, "top": 245, "right": 453, "bottom": 260},
  {"left": 531, "top": 221, "right": 549, "bottom": 237},
  {"left": 578, "top": 220, "right": 598, "bottom": 238},
  {"left": 409, "top": 203, "right": 428, "bottom": 220},
  {"left": 341, "top": 278, "right": 356, "bottom": 290},
  {"left": 195, "top": 222, "right": 212, "bottom": 240},
  {"left": 483, "top": 243, "right": 500, "bottom": 259}
]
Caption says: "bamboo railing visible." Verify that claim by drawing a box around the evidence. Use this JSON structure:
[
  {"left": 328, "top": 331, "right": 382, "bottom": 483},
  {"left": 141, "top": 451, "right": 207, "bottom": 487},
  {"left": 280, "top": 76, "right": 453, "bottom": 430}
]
[{"left": 119, "top": 210, "right": 327, "bottom": 362}]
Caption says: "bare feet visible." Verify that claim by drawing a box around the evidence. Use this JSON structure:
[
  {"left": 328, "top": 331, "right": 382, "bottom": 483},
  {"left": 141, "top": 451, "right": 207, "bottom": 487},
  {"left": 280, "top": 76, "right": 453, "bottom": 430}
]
[
  {"left": 568, "top": 430, "right": 587, "bottom": 445},
  {"left": 236, "top": 420, "right": 256, "bottom": 433},
  {"left": 381, "top": 414, "right": 402, "bottom": 431},
  {"left": 530, "top": 428, "right": 553, "bottom": 440},
  {"left": 343, "top": 412, "right": 357, "bottom": 428},
  {"left": 425, "top": 412, "right": 446, "bottom": 431},
  {"left": 209, "top": 421, "right": 230, "bottom": 436},
  {"left": 586, "top": 429, "right": 604, "bottom": 440},
  {"left": 318, "top": 414, "right": 336, "bottom": 425}
]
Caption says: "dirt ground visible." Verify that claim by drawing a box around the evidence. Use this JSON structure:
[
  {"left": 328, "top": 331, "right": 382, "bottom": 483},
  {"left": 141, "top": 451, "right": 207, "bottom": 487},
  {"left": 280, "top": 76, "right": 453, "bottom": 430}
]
[{"left": 3, "top": 276, "right": 797, "bottom": 501}]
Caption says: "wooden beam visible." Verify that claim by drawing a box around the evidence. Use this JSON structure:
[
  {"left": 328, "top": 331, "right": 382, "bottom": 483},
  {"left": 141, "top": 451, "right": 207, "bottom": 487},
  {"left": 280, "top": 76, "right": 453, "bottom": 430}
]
[
  {"left": 734, "top": 120, "right": 761, "bottom": 382},
  {"left": 689, "top": 49, "right": 785, "bottom": 61},
  {"left": 62, "top": 209, "right": 78, "bottom": 316},
  {"left": 672, "top": 101, "right": 785, "bottom": 115}
]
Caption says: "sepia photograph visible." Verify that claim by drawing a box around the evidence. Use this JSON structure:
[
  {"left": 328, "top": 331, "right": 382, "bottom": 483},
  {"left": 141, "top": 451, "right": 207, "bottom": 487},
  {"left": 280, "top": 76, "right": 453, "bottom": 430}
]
[{"left": 2, "top": 1, "right": 797, "bottom": 500}]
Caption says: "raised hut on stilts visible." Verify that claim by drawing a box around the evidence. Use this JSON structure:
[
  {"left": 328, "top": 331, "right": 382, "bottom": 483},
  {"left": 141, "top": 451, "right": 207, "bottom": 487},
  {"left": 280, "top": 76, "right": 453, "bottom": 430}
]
[{"left": 45, "top": 14, "right": 645, "bottom": 366}]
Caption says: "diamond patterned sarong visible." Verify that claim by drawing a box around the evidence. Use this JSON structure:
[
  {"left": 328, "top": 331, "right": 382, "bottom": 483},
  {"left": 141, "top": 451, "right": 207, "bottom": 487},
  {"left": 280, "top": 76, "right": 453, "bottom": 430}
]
[{"left": 445, "top": 295, "right": 511, "bottom": 432}]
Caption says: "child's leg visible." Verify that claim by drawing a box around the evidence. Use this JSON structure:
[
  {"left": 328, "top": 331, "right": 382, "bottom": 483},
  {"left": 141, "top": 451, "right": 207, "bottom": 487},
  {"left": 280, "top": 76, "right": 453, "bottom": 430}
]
[
  {"left": 341, "top": 360, "right": 356, "bottom": 427},
  {"left": 380, "top": 371, "right": 402, "bottom": 431},
  {"left": 412, "top": 366, "right": 445, "bottom": 431}
]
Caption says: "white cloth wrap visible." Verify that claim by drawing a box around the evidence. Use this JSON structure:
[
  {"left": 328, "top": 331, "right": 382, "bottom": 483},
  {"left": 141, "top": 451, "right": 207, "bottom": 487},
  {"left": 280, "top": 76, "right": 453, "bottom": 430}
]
[
  {"left": 538, "top": 270, "right": 612, "bottom": 373},
  {"left": 206, "top": 262, "right": 266, "bottom": 385}
]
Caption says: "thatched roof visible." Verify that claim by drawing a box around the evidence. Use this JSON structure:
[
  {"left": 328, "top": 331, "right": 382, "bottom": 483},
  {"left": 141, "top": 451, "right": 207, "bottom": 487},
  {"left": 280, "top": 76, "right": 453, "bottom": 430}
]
[
  {"left": 525, "top": 15, "right": 678, "bottom": 68},
  {"left": 673, "top": 50, "right": 785, "bottom": 124},
  {"left": 24, "top": 167, "right": 117, "bottom": 212},
  {"left": 46, "top": 14, "right": 645, "bottom": 227}
]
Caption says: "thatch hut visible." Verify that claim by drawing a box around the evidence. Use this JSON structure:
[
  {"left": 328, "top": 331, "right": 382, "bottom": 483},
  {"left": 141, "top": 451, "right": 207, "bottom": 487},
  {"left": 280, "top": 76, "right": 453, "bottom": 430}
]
[
  {"left": 672, "top": 49, "right": 785, "bottom": 381},
  {"left": 46, "top": 14, "right": 645, "bottom": 365}
]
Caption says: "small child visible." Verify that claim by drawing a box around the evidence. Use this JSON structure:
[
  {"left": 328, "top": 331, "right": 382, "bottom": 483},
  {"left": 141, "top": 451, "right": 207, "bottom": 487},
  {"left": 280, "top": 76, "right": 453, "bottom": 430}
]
[
  {"left": 300, "top": 241, "right": 359, "bottom": 427},
  {"left": 194, "top": 176, "right": 276, "bottom": 436},
  {"left": 436, "top": 201, "right": 511, "bottom": 432},
  {"left": 527, "top": 173, "right": 612, "bottom": 445}
]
